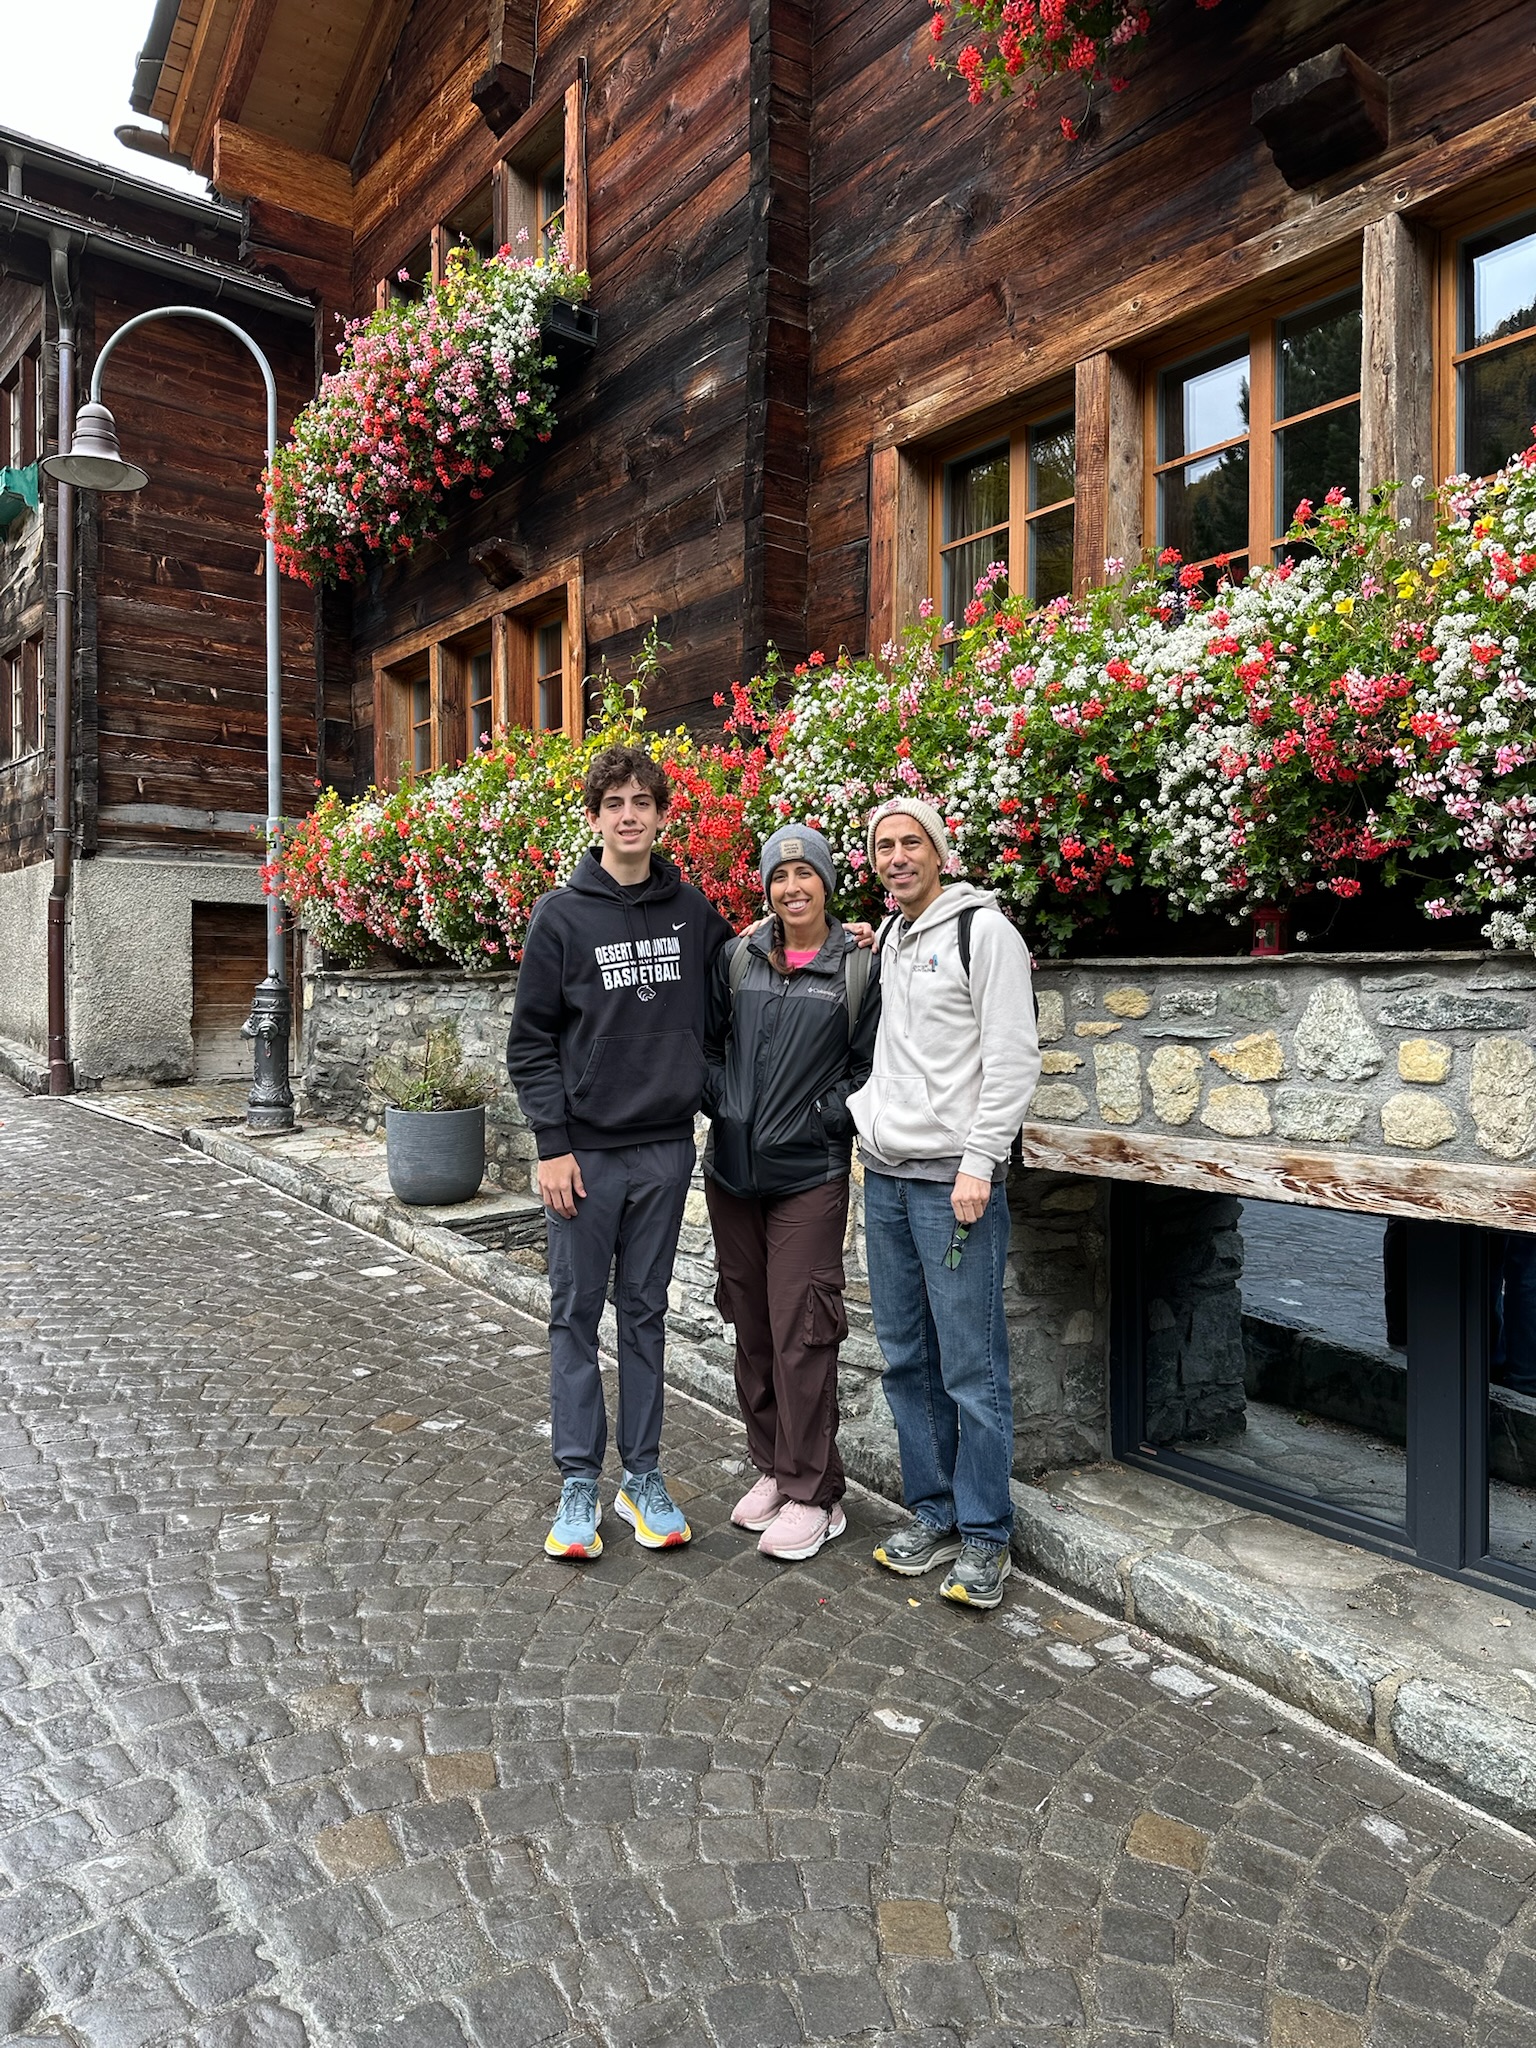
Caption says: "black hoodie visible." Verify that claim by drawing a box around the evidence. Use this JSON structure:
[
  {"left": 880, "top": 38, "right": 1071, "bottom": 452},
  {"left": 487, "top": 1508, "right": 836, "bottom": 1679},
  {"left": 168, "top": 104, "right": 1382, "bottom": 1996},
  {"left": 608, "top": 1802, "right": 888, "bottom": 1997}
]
[{"left": 506, "top": 849, "right": 735, "bottom": 1158}]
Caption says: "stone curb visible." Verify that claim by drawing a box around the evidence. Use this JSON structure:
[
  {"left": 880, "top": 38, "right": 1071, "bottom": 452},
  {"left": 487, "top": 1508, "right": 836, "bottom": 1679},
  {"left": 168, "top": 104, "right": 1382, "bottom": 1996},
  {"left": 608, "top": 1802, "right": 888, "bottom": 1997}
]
[
  {"left": 179, "top": 1119, "right": 1536, "bottom": 1833},
  {"left": 0, "top": 1033, "right": 48, "bottom": 1094}
]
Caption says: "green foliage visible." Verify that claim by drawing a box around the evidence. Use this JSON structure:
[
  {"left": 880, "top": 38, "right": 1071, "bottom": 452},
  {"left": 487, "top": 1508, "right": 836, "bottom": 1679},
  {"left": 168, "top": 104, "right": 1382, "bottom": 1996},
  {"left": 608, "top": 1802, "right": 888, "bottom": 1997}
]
[{"left": 371, "top": 1023, "right": 497, "bottom": 1112}]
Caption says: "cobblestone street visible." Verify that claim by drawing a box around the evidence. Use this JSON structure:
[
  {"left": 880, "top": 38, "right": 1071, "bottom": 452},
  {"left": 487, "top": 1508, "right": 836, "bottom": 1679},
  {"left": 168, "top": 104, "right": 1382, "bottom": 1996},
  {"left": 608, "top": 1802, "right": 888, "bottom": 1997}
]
[{"left": 2, "top": 1088, "right": 1535, "bottom": 2048}]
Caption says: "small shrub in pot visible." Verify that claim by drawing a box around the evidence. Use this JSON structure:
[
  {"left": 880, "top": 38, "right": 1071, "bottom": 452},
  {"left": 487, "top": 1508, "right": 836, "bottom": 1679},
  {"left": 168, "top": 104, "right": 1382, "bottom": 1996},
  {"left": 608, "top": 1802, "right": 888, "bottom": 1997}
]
[{"left": 372, "top": 1025, "right": 496, "bottom": 1206}]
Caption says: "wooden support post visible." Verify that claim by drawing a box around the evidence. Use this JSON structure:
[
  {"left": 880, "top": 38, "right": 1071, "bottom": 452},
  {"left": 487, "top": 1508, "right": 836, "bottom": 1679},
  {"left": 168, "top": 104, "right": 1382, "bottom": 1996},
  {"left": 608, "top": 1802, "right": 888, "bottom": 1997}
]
[
  {"left": 1362, "top": 211, "right": 1434, "bottom": 542},
  {"left": 1073, "top": 351, "right": 1143, "bottom": 593},
  {"left": 867, "top": 445, "right": 928, "bottom": 655}
]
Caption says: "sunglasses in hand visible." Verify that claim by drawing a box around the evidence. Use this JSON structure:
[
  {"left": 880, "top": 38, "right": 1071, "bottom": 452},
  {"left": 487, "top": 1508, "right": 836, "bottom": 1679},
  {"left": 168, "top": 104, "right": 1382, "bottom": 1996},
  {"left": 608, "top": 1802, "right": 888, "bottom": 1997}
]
[{"left": 942, "top": 1221, "right": 970, "bottom": 1270}]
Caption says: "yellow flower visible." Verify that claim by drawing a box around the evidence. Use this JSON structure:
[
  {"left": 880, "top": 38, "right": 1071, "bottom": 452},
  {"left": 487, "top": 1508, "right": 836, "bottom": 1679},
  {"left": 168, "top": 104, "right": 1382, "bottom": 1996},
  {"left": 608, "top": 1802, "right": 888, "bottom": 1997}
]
[
  {"left": 1334, "top": 597, "right": 1355, "bottom": 619},
  {"left": 1395, "top": 572, "right": 1419, "bottom": 599},
  {"left": 1429, "top": 557, "right": 1451, "bottom": 579},
  {"left": 1306, "top": 621, "right": 1322, "bottom": 638}
]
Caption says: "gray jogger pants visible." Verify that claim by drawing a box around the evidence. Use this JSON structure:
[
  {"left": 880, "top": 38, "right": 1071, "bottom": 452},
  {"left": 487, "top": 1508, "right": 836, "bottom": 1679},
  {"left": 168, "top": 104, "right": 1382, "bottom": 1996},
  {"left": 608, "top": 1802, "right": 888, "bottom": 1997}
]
[{"left": 544, "top": 1138, "right": 694, "bottom": 1478}]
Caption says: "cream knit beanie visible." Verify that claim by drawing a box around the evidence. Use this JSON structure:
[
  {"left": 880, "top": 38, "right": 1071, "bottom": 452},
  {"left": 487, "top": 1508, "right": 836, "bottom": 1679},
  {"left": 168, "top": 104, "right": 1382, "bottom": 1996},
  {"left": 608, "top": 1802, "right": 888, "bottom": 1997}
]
[{"left": 866, "top": 797, "right": 952, "bottom": 866}]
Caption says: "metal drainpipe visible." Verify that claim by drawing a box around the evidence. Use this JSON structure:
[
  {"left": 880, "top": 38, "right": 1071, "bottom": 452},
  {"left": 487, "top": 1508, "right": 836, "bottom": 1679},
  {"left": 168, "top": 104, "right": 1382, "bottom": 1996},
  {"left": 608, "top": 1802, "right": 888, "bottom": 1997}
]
[{"left": 46, "top": 232, "right": 76, "bottom": 1095}]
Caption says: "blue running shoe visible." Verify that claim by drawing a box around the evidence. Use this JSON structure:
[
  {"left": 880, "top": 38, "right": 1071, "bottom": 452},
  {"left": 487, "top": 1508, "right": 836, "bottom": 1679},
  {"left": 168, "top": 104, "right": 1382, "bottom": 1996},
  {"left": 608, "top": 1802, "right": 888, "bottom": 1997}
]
[
  {"left": 614, "top": 1469, "right": 691, "bottom": 1548},
  {"left": 545, "top": 1477, "right": 602, "bottom": 1560}
]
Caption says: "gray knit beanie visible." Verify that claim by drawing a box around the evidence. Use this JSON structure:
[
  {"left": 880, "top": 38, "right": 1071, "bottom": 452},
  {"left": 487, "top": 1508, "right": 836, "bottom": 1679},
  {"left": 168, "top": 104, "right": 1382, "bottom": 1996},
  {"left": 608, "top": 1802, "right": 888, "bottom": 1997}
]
[
  {"left": 760, "top": 822, "right": 837, "bottom": 901},
  {"left": 866, "top": 797, "right": 952, "bottom": 866}
]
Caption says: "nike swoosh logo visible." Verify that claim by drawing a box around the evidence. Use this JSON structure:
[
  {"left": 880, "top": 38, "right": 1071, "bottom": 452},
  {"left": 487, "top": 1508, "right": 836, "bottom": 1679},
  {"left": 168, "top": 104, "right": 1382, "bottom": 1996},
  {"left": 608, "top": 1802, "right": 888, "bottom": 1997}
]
[{"left": 672, "top": 922, "right": 686, "bottom": 930}]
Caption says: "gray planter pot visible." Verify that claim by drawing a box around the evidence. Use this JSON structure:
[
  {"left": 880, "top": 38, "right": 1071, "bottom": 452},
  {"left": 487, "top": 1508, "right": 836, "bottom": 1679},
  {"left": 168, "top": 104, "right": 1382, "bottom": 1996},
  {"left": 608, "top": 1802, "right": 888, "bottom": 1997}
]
[{"left": 385, "top": 1105, "right": 486, "bottom": 1206}]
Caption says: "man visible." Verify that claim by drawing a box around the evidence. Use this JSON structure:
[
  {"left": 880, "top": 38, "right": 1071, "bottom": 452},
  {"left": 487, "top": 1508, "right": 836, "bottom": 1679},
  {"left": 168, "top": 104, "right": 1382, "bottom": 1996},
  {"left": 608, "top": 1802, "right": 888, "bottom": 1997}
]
[
  {"left": 507, "top": 744, "right": 733, "bottom": 1560},
  {"left": 847, "top": 798, "right": 1040, "bottom": 1609}
]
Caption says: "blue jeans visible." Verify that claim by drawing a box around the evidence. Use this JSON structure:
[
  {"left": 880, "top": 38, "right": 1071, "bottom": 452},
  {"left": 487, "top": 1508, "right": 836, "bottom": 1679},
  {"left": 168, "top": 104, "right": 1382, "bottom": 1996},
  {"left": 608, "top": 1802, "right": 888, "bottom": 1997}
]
[{"left": 862, "top": 1169, "right": 1015, "bottom": 1547}]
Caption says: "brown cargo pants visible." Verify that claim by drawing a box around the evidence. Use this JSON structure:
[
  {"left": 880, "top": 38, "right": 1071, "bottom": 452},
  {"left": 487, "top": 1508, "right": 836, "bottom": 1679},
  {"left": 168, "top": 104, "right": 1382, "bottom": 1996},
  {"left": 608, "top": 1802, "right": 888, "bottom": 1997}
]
[{"left": 704, "top": 1175, "right": 850, "bottom": 1509}]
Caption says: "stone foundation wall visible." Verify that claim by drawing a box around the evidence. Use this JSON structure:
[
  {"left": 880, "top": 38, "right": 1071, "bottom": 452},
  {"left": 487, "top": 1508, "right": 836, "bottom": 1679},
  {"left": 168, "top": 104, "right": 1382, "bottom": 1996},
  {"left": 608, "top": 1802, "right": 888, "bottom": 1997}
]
[
  {"left": 298, "top": 966, "right": 1109, "bottom": 1476},
  {"left": 1029, "top": 952, "right": 1536, "bottom": 1166}
]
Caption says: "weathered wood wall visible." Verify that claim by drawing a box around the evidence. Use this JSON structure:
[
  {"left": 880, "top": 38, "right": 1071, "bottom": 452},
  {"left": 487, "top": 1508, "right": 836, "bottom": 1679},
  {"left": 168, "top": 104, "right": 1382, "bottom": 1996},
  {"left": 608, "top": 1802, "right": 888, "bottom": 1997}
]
[
  {"left": 343, "top": 0, "right": 766, "bottom": 746},
  {"left": 83, "top": 262, "right": 343, "bottom": 854},
  {"left": 805, "top": 0, "right": 1536, "bottom": 652},
  {"left": 0, "top": 276, "right": 49, "bottom": 874}
]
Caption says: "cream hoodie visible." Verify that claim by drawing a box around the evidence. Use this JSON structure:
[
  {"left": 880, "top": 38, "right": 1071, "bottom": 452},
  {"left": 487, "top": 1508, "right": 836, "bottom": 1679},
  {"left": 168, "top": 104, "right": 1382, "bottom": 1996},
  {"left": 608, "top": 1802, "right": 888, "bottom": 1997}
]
[{"left": 847, "top": 883, "right": 1041, "bottom": 1183}]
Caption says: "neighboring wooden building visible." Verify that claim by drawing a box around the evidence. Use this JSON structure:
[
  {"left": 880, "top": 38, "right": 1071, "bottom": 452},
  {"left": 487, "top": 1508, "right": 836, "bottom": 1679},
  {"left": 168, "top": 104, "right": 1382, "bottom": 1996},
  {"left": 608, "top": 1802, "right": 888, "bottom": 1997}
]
[{"left": 0, "top": 127, "right": 329, "bottom": 1085}]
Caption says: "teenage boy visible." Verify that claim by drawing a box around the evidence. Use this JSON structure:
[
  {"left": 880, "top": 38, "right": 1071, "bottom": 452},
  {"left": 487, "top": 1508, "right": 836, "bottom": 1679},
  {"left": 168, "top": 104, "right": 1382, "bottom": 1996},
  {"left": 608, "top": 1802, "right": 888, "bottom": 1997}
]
[
  {"left": 847, "top": 798, "right": 1040, "bottom": 1609},
  {"left": 507, "top": 745, "right": 733, "bottom": 1560}
]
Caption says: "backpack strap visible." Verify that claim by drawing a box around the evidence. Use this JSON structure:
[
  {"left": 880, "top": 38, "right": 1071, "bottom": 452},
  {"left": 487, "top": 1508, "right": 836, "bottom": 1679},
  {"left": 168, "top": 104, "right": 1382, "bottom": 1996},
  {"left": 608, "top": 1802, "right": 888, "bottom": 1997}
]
[
  {"left": 843, "top": 944, "right": 871, "bottom": 1042},
  {"left": 957, "top": 903, "right": 977, "bottom": 979},
  {"left": 726, "top": 932, "right": 754, "bottom": 1001}
]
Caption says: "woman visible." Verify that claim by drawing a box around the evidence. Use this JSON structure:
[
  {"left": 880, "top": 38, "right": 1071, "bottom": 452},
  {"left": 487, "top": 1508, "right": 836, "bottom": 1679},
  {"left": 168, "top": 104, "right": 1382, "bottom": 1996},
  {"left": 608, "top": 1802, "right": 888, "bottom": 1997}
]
[{"left": 704, "top": 824, "right": 880, "bottom": 1560}]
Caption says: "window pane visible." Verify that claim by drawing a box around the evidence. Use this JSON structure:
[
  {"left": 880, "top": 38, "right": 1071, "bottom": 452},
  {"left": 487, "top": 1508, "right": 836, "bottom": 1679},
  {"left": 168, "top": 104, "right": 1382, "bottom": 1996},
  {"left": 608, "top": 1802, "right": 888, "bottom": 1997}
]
[
  {"left": 1028, "top": 412, "right": 1075, "bottom": 509},
  {"left": 941, "top": 536, "right": 1008, "bottom": 626},
  {"left": 446, "top": 186, "right": 496, "bottom": 260},
  {"left": 1138, "top": 1191, "right": 1407, "bottom": 1530},
  {"left": 1488, "top": 1229, "right": 1536, "bottom": 1571},
  {"left": 539, "top": 155, "right": 566, "bottom": 258},
  {"left": 536, "top": 621, "right": 564, "bottom": 731},
  {"left": 411, "top": 679, "right": 431, "bottom": 773},
  {"left": 1274, "top": 401, "right": 1361, "bottom": 534},
  {"left": 1465, "top": 216, "right": 1536, "bottom": 349},
  {"left": 1161, "top": 342, "right": 1249, "bottom": 460},
  {"left": 469, "top": 650, "right": 493, "bottom": 749},
  {"left": 1028, "top": 505, "right": 1074, "bottom": 603},
  {"left": 1276, "top": 291, "right": 1362, "bottom": 419},
  {"left": 943, "top": 445, "right": 1009, "bottom": 543},
  {"left": 1158, "top": 442, "right": 1250, "bottom": 561},
  {"left": 1461, "top": 335, "right": 1536, "bottom": 478}
]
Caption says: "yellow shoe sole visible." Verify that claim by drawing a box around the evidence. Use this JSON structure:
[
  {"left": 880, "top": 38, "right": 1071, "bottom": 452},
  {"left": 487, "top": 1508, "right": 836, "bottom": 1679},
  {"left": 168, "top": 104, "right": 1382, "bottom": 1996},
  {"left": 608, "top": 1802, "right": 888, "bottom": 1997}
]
[{"left": 614, "top": 1490, "right": 691, "bottom": 1548}]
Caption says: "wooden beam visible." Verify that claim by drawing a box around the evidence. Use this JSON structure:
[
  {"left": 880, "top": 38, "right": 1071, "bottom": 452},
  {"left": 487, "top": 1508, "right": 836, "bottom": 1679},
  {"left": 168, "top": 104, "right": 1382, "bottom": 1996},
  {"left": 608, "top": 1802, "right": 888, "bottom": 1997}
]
[
  {"left": 213, "top": 120, "right": 353, "bottom": 229},
  {"left": 867, "top": 444, "right": 928, "bottom": 656},
  {"left": 193, "top": 0, "right": 281, "bottom": 171},
  {"left": 322, "top": 0, "right": 417, "bottom": 163},
  {"left": 472, "top": 0, "right": 536, "bottom": 135},
  {"left": 1073, "top": 351, "right": 1142, "bottom": 593},
  {"left": 166, "top": 0, "right": 240, "bottom": 160},
  {"left": 1361, "top": 211, "right": 1434, "bottom": 542},
  {"left": 1014, "top": 1122, "right": 1536, "bottom": 1232}
]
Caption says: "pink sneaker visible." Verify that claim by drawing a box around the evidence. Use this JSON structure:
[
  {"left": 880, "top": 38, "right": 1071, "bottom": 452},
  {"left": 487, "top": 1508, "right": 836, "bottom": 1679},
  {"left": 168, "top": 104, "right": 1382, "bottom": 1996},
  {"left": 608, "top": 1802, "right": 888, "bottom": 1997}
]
[
  {"left": 758, "top": 1500, "right": 847, "bottom": 1561},
  {"left": 732, "top": 1472, "right": 786, "bottom": 1530}
]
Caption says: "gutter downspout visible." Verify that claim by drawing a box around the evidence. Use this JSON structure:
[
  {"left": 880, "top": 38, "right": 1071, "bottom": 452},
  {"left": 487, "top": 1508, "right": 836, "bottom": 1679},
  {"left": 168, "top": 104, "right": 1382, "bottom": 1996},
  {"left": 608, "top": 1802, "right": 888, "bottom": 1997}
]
[{"left": 47, "top": 231, "right": 75, "bottom": 1095}]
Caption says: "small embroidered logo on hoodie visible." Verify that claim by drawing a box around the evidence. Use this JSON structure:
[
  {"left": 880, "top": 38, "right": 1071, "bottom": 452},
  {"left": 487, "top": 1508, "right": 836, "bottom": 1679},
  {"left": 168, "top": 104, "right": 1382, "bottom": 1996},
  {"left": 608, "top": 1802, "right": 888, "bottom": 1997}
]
[{"left": 915, "top": 951, "right": 940, "bottom": 973}]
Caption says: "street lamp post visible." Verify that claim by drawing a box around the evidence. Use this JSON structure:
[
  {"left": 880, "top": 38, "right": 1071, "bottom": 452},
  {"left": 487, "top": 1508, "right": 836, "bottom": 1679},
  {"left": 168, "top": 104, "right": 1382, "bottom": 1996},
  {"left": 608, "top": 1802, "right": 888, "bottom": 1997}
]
[{"left": 42, "top": 306, "right": 294, "bottom": 1133}]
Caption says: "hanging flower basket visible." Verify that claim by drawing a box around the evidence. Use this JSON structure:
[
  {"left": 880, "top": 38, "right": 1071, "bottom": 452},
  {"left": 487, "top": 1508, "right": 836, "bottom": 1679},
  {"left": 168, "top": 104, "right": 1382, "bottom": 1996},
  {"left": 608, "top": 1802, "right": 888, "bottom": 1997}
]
[{"left": 264, "top": 245, "right": 590, "bottom": 589}]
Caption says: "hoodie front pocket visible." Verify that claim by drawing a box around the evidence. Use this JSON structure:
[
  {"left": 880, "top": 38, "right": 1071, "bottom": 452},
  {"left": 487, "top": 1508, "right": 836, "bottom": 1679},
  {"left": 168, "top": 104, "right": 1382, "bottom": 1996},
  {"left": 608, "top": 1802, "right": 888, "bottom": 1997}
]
[
  {"left": 570, "top": 1031, "right": 706, "bottom": 1128},
  {"left": 870, "top": 1074, "right": 965, "bottom": 1160}
]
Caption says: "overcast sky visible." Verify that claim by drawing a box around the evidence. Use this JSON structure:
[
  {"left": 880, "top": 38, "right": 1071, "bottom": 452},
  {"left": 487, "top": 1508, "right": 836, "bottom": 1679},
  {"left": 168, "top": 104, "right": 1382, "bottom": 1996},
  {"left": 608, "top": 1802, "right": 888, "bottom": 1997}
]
[{"left": 0, "top": 2, "right": 211, "bottom": 197}]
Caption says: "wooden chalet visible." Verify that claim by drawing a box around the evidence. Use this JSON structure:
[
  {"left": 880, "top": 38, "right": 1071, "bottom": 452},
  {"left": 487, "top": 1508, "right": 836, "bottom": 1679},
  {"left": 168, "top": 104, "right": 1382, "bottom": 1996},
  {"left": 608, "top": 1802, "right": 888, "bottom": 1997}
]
[{"left": 0, "top": 127, "right": 327, "bottom": 1087}]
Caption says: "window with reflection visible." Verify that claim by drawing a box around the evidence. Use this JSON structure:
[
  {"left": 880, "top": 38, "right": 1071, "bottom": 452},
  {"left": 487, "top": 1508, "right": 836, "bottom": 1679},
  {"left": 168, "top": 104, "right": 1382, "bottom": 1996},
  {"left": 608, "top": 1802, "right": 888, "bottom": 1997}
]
[
  {"left": 1456, "top": 212, "right": 1536, "bottom": 478},
  {"left": 934, "top": 410, "right": 1076, "bottom": 630},
  {"left": 535, "top": 617, "right": 565, "bottom": 730},
  {"left": 1154, "top": 290, "right": 1362, "bottom": 584}
]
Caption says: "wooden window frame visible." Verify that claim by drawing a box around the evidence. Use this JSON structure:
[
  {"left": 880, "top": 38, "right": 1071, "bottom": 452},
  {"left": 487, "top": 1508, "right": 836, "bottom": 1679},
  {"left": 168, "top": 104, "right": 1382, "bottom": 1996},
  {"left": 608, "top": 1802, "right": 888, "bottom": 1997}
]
[
  {"left": 925, "top": 400, "right": 1077, "bottom": 630},
  {"left": 373, "top": 67, "right": 588, "bottom": 303},
  {"left": 1434, "top": 190, "right": 1536, "bottom": 484},
  {"left": 1142, "top": 274, "right": 1363, "bottom": 578},
  {"left": 371, "top": 559, "right": 585, "bottom": 787}
]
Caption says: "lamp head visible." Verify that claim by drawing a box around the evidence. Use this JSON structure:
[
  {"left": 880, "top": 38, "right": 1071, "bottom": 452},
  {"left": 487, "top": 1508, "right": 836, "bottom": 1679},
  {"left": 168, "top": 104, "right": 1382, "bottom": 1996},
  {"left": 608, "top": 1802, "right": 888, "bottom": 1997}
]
[{"left": 40, "top": 402, "right": 150, "bottom": 492}]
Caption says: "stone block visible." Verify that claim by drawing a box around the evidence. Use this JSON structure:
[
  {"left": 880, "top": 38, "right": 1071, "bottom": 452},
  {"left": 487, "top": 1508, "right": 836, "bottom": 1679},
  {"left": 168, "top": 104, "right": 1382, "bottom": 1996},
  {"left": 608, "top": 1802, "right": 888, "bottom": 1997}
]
[
  {"left": 1148, "top": 1044, "right": 1204, "bottom": 1126},
  {"left": 1104, "top": 985, "right": 1152, "bottom": 1018},
  {"left": 1380, "top": 1094, "right": 1457, "bottom": 1150},
  {"left": 1210, "top": 1030, "right": 1286, "bottom": 1081},
  {"left": 1126, "top": 1811, "right": 1208, "bottom": 1873},
  {"left": 315, "top": 1814, "right": 401, "bottom": 1880},
  {"left": 1222, "top": 978, "right": 1289, "bottom": 1022},
  {"left": 1128, "top": 1555, "right": 1387, "bottom": 1738},
  {"left": 1378, "top": 989, "right": 1528, "bottom": 1031},
  {"left": 1391, "top": 1681, "right": 1536, "bottom": 1829},
  {"left": 1011, "top": 1484, "right": 1129, "bottom": 1611},
  {"left": 1029, "top": 1083, "right": 1088, "bottom": 1122},
  {"left": 1094, "top": 1043, "right": 1142, "bottom": 1125},
  {"left": 1159, "top": 987, "right": 1217, "bottom": 1021},
  {"left": 1397, "top": 1038, "right": 1452, "bottom": 1084},
  {"left": 1074, "top": 1020, "right": 1122, "bottom": 1038},
  {"left": 1470, "top": 1036, "right": 1536, "bottom": 1160},
  {"left": 1273, "top": 1087, "right": 1367, "bottom": 1144},
  {"left": 1295, "top": 983, "right": 1383, "bottom": 1082},
  {"left": 1200, "top": 1085, "right": 1272, "bottom": 1138},
  {"left": 1039, "top": 1051, "right": 1083, "bottom": 1074},
  {"left": 1035, "top": 990, "right": 1065, "bottom": 1042},
  {"left": 876, "top": 1898, "right": 952, "bottom": 1956}
]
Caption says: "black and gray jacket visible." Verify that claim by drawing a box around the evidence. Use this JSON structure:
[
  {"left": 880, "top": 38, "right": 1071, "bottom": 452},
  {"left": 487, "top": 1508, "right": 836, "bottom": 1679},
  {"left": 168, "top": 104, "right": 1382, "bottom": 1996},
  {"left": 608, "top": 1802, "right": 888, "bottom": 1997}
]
[{"left": 702, "top": 921, "right": 881, "bottom": 1199}]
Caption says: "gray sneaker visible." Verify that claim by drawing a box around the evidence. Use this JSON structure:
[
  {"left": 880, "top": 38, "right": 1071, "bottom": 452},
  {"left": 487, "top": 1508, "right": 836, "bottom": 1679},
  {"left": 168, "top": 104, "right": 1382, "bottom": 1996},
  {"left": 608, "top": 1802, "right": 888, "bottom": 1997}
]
[
  {"left": 940, "top": 1541, "right": 1012, "bottom": 1609},
  {"left": 873, "top": 1519, "right": 963, "bottom": 1576}
]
